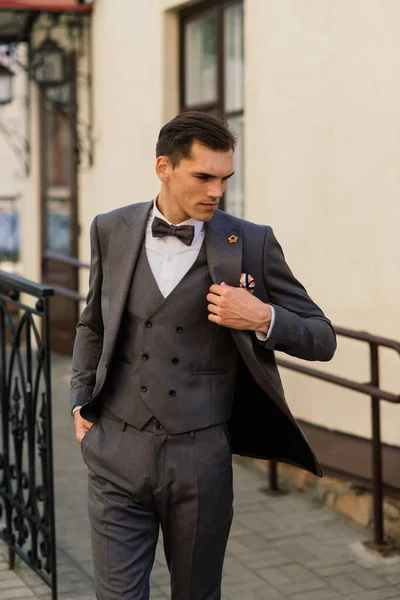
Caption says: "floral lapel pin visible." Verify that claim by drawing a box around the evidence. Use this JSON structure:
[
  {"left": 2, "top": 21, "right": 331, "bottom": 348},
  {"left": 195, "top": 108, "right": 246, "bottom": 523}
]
[
  {"left": 228, "top": 234, "right": 238, "bottom": 244},
  {"left": 240, "top": 273, "right": 255, "bottom": 294}
]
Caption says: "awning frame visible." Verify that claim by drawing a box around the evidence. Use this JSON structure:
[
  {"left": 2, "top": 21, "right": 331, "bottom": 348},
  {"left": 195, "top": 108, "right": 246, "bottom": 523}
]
[{"left": 0, "top": 1, "right": 92, "bottom": 44}]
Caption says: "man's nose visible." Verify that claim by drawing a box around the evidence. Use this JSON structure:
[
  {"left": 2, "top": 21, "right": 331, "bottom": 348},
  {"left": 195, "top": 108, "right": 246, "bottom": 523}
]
[{"left": 207, "top": 182, "right": 223, "bottom": 200}]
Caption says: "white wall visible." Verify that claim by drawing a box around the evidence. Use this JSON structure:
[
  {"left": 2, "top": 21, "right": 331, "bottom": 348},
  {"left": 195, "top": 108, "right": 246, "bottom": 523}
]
[{"left": 245, "top": 0, "right": 400, "bottom": 444}]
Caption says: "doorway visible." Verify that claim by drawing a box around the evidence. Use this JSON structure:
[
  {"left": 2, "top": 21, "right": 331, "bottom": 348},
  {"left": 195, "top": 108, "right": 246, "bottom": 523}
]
[{"left": 40, "top": 55, "right": 79, "bottom": 354}]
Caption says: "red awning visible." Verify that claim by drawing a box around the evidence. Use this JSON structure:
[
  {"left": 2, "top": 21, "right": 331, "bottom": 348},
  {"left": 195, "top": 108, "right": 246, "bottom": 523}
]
[
  {"left": 0, "top": 0, "right": 92, "bottom": 42},
  {"left": 0, "top": 1, "right": 92, "bottom": 13}
]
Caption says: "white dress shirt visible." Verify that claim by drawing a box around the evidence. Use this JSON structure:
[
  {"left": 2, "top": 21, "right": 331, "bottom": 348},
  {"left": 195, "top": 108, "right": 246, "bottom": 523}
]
[{"left": 146, "top": 201, "right": 205, "bottom": 297}]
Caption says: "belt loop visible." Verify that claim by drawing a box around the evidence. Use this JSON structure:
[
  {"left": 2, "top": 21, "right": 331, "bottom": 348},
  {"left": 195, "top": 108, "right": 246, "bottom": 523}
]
[
  {"left": 189, "top": 430, "right": 195, "bottom": 439},
  {"left": 121, "top": 421, "right": 127, "bottom": 432}
]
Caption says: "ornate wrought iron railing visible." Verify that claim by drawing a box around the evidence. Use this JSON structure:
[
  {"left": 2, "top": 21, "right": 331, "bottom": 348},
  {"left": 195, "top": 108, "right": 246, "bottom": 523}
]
[{"left": 0, "top": 269, "right": 56, "bottom": 598}]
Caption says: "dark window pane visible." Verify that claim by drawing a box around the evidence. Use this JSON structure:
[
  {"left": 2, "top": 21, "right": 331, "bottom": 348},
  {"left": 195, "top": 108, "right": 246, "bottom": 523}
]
[
  {"left": 224, "top": 3, "right": 244, "bottom": 112},
  {"left": 184, "top": 12, "right": 218, "bottom": 107}
]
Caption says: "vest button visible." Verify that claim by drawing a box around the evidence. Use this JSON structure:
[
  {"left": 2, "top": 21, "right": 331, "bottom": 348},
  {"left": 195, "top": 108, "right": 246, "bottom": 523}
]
[
  {"left": 171, "top": 358, "right": 179, "bottom": 365},
  {"left": 155, "top": 421, "right": 163, "bottom": 430},
  {"left": 140, "top": 386, "right": 148, "bottom": 393},
  {"left": 145, "top": 321, "right": 152, "bottom": 328},
  {"left": 176, "top": 327, "right": 183, "bottom": 333},
  {"left": 169, "top": 390, "right": 177, "bottom": 397},
  {"left": 142, "top": 354, "right": 149, "bottom": 361}
]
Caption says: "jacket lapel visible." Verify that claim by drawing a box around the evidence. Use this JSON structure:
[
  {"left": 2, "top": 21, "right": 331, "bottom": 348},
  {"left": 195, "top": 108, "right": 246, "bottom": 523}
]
[
  {"left": 206, "top": 211, "right": 292, "bottom": 415},
  {"left": 205, "top": 210, "right": 242, "bottom": 287},
  {"left": 105, "top": 201, "right": 153, "bottom": 358}
]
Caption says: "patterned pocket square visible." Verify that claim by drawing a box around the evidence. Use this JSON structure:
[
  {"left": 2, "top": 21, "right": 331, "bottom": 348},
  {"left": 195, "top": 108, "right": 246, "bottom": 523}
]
[{"left": 239, "top": 273, "right": 255, "bottom": 294}]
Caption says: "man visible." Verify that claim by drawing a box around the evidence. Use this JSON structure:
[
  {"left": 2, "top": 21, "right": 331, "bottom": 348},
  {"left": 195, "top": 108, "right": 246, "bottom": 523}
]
[{"left": 71, "top": 111, "right": 336, "bottom": 600}]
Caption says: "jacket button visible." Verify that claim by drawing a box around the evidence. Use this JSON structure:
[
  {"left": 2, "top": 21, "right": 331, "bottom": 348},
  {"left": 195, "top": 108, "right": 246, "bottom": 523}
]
[
  {"left": 155, "top": 421, "right": 163, "bottom": 430},
  {"left": 169, "top": 390, "right": 176, "bottom": 397},
  {"left": 171, "top": 358, "right": 179, "bottom": 365},
  {"left": 142, "top": 354, "right": 149, "bottom": 361},
  {"left": 140, "top": 386, "right": 148, "bottom": 393},
  {"left": 145, "top": 321, "right": 152, "bottom": 328},
  {"left": 176, "top": 327, "right": 183, "bottom": 333}
]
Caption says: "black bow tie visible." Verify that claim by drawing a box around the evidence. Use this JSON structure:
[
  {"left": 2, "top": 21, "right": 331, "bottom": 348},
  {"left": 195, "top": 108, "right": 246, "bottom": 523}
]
[{"left": 151, "top": 216, "right": 195, "bottom": 246}]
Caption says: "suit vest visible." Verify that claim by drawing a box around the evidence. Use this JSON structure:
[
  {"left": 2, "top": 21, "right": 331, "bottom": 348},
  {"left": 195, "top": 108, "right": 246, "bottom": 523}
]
[{"left": 102, "top": 241, "right": 239, "bottom": 433}]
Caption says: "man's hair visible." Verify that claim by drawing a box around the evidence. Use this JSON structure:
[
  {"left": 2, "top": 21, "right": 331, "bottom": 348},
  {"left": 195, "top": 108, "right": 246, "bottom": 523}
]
[{"left": 156, "top": 111, "right": 237, "bottom": 167}]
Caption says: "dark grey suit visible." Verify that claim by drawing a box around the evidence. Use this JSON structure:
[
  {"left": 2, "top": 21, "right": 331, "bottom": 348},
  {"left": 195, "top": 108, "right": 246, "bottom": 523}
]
[{"left": 71, "top": 201, "right": 336, "bottom": 599}]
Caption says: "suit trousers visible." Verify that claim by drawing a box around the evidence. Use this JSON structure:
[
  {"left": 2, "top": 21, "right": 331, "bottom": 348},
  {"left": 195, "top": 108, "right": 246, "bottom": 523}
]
[{"left": 81, "top": 409, "right": 234, "bottom": 600}]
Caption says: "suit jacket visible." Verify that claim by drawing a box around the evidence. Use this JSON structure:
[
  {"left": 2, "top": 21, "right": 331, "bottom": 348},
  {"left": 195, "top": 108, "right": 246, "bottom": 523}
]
[{"left": 71, "top": 201, "right": 336, "bottom": 476}]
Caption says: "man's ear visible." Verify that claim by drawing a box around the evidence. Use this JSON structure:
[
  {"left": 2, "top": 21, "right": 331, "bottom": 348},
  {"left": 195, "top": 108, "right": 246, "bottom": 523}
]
[{"left": 155, "top": 156, "right": 170, "bottom": 183}]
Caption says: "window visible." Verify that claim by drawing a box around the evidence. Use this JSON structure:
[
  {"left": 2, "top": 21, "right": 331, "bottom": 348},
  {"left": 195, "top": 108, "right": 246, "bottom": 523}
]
[
  {"left": 180, "top": 1, "right": 244, "bottom": 217},
  {"left": 0, "top": 195, "right": 20, "bottom": 264}
]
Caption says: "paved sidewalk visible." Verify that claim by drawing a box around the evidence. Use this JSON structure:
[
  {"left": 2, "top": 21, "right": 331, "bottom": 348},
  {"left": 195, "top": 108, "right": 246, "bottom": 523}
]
[{"left": 2, "top": 355, "right": 400, "bottom": 600}]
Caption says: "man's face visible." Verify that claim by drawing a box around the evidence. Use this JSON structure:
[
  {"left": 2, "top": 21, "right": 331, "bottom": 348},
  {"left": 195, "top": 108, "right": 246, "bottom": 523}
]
[{"left": 156, "top": 141, "right": 234, "bottom": 223}]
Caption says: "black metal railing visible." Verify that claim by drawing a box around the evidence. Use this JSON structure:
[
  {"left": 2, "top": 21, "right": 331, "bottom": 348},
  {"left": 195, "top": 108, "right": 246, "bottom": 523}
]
[
  {"left": 0, "top": 270, "right": 57, "bottom": 598},
  {"left": 269, "top": 326, "right": 400, "bottom": 555},
  {"left": 43, "top": 250, "right": 89, "bottom": 302}
]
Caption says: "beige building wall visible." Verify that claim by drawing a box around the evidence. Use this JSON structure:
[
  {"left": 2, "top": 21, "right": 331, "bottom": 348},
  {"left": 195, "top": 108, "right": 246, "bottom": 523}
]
[{"left": 245, "top": 0, "right": 400, "bottom": 445}]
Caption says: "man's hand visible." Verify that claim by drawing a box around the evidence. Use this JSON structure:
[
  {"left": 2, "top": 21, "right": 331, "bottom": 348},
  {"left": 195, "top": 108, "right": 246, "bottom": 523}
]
[
  {"left": 74, "top": 410, "right": 93, "bottom": 446},
  {"left": 207, "top": 282, "right": 272, "bottom": 334}
]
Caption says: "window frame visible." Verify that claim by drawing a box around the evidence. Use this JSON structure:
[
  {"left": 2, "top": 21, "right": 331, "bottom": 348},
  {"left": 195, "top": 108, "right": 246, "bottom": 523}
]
[
  {"left": 179, "top": 0, "right": 244, "bottom": 213},
  {"left": 179, "top": 0, "right": 243, "bottom": 120}
]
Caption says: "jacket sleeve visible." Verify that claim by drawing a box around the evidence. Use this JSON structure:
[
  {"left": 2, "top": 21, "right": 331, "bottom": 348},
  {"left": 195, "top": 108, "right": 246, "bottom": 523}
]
[
  {"left": 261, "top": 226, "right": 337, "bottom": 361},
  {"left": 70, "top": 216, "right": 104, "bottom": 411}
]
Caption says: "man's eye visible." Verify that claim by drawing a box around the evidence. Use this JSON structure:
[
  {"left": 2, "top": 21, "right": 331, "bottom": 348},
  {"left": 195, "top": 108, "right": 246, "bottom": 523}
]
[{"left": 196, "top": 175, "right": 210, "bottom": 181}]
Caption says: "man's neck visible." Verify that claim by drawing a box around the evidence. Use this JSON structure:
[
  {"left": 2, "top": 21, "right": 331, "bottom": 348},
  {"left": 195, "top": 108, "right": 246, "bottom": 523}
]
[{"left": 156, "top": 193, "right": 187, "bottom": 225}]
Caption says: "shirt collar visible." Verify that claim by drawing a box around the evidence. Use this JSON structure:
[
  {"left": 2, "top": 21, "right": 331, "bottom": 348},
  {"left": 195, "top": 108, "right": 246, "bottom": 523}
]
[{"left": 151, "top": 198, "right": 204, "bottom": 243}]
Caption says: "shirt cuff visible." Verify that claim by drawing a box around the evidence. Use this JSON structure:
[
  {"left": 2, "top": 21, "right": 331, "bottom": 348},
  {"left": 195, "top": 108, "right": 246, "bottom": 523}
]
[
  {"left": 255, "top": 305, "right": 275, "bottom": 342},
  {"left": 72, "top": 405, "right": 82, "bottom": 414}
]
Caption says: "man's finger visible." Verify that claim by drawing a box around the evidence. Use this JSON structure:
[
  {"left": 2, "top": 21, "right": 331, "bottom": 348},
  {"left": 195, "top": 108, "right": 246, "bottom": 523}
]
[
  {"left": 208, "top": 313, "right": 222, "bottom": 325},
  {"left": 76, "top": 424, "right": 92, "bottom": 446},
  {"left": 207, "top": 303, "right": 220, "bottom": 315},
  {"left": 209, "top": 282, "right": 232, "bottom": 294},
  {"left": 209, "top": 284, "right": 223, "bottom": 295},
  {"left": 206, "top": 292, "right": 222, "bottom": 305}
]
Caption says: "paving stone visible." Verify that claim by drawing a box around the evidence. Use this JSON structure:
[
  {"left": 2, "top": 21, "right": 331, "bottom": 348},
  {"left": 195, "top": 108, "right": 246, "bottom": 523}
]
[
  {"left": 292, "top": 591, "right": 345, "bottom": 600},
  {"left": 0, "top": 589, "right": 35, "bottom": 599},
  {"left": 280, "top": 577, "right": 329, "bottom": 595},
  {"left": 224, "top": 580, "right": 288, "bottom": 599},
  {"left": 347, "top": 568, "right": 388, "bottom": 589},
  {"left": 348, "top": 587, "right": 400, "bottom": 600},
  {"left": 385, "top": 573, "right": 400, "bottom": 586},
  {"left": 221, "top": 577, "right": 270, "bottom": 598},
  {"left": 314, "top": 562, "right": 360, "bottom": 577},
  {"left": 327, "top": 574, "right": 366, "bottom": 594},
  {"left": 258, "top": 566, "right": 292, "bottom": 586}
]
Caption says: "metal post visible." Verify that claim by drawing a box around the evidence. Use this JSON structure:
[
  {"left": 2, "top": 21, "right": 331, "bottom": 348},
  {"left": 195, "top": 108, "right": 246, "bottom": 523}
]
[
  {"left": 261, "top": 460, "right": 286, "bottom": 496},
  {"left": 370, "top": 344, "right": 384, "bottom": 547},
  {"left": 0, "top": 303, "right": 14, "bottom": 569},
  {"left": 269, "top": 460, "right": 279, "bottom": 493},
  {"left": 43, "top": 297, "right": 57, "bottom": 600}
]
